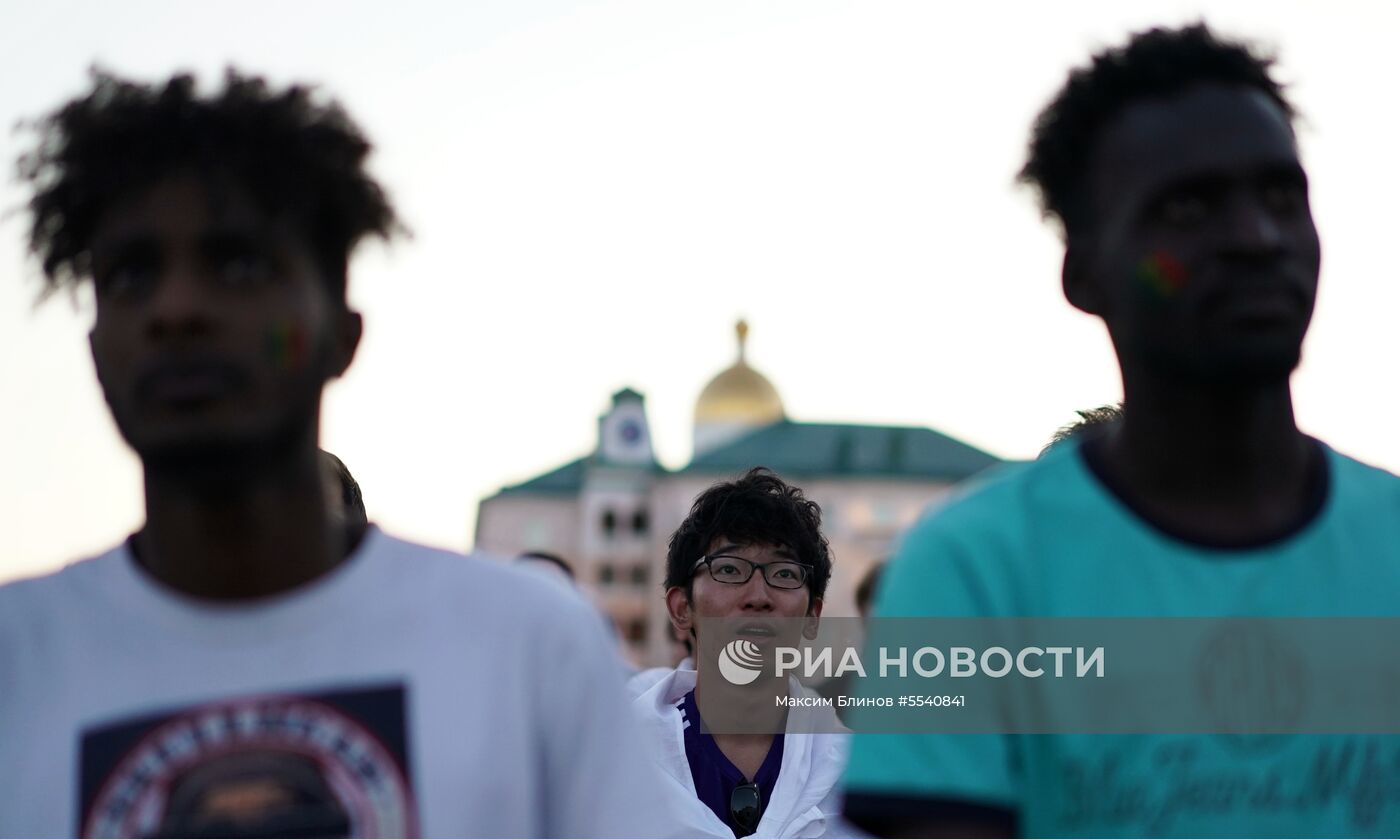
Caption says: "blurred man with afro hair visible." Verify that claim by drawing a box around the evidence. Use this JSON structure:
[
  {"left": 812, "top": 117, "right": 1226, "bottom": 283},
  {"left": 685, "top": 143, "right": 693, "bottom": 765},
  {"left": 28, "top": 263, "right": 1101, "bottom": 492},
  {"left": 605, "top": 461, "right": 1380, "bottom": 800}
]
[{"left": 0, "top": 69, "right": 665, "bottom": 837}]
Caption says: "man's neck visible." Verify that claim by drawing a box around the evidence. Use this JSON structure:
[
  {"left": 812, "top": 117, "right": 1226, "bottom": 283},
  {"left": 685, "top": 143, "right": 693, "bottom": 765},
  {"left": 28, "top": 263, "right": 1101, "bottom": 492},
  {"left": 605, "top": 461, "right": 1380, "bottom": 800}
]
[
  {"left": 1098, "top": 373, "right": 1319, "bottom": 544},
  {"left": 694, "top": 676, "right": 783, "bottom": 780},
  {"left": 136, "top": 446, "right": 346, "bottom": 600}
]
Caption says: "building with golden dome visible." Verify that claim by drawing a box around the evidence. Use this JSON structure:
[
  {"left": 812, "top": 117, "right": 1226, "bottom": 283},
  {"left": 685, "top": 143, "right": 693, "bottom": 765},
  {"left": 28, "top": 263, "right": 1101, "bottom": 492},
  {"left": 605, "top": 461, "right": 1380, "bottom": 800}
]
[{"left": 474, "top": 321, "right": 1003, "bottom": 666}]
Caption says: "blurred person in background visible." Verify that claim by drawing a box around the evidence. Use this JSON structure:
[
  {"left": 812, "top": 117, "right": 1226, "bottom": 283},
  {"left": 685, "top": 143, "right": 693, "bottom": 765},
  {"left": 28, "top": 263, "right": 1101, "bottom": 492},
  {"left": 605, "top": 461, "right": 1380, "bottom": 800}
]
[
  {"left": 631, "top": 467, "right": 864, "bottom": 838},
  {"left": 853, "top": 561, "right": 884, "bottom": 625},
  {"left": 515, "top": 549, "right": 576, "bottom": 585},
  {"left": 1040, "top": 403, "right": 1124, "bottom": 456},
  {"left": 818, "top": 559, "right": 884, "bottom": 724},
  {"left": 0, "top": 69, "right": 662, "bottom": 838},
  {"left": 320, "top": 449, "right": 367, "bottom": 540},
  {"left": 843, "top": 23, "right": 1400, "bottom": 839}
]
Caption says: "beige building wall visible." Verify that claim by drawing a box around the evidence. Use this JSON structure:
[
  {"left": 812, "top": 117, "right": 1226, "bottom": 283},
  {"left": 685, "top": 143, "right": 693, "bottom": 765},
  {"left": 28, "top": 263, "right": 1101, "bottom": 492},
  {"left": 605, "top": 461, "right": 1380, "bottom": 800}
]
[{"left": 474, "top": 496, "right": 579, "bottom": 559}]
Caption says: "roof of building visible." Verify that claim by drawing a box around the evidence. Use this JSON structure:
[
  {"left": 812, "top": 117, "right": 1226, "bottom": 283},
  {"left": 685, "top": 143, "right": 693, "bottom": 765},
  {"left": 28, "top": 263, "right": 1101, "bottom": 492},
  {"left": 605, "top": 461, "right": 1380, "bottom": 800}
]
[
  {"left": 489, "top": 420, "right": 1002, "bottom": 500},
  {"left": 493, "top": 456, "right": 590, "bottom": 497},
  {"left": 683, "top": 420, "right": 1002, "bottom": 481},
  {"left": 612, "top": 387, "right": 645, "bottom": 404}
]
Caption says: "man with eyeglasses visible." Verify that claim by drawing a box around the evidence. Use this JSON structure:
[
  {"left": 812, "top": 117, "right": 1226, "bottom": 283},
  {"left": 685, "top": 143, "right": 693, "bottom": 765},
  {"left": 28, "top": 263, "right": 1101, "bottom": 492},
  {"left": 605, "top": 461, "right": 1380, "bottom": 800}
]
[{"left": 630, "top": 468, "right": 866, "bottom": 838}]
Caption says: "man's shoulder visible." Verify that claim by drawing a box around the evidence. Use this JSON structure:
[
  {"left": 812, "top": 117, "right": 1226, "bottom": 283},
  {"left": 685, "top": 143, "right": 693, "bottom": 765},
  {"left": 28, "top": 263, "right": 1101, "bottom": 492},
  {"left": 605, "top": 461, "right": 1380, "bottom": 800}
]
[
  {"left": 372, "top": 532, "right": 605, "bottom": 633},
  {"left": 0, "top": 547, "right": 123, "bottom": 615},
  {"left": 627, "top": 666, "right": 679, "bottom": 699},
  {"left": 1326, "top": 443, "right": 1400, "bottom": 499},
  {"left": 905, "top": 446, "right": 1086, "bottom": 546},
  {"left": 0, "top": 549, "right": 128, "bottom": 669}
]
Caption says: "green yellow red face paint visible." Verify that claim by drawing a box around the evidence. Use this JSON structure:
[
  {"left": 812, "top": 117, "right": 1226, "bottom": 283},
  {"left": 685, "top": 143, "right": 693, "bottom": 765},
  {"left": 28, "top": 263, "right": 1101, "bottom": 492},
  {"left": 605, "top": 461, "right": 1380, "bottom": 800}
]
[
  {"left": 1136, "top": 251, "right": 1188, "bottom": 299},
  {"left": 265, "top": 320, "right": 309, "bottom": 370}
]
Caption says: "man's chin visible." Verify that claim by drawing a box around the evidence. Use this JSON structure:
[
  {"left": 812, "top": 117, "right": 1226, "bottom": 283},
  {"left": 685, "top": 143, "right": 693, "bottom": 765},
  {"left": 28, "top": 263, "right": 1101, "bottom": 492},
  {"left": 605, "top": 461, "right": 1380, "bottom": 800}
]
[
  {"left": 1204, "top": 347, "right": 1301, "bottom": 386},
  {"left": 129, "top": 425, "right": 307, "bottom": 481},
  {"left": 1145, "top": 343, "right": 1301, "bottom": 388}
]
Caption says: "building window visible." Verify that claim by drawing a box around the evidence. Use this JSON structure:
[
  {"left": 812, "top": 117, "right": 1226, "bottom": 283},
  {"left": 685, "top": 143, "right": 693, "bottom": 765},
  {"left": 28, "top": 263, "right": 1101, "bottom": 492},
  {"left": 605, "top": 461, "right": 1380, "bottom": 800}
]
[
  {"left": 632, "top": 510, "right": 650, "bottom": 535},
  {"left": 624, "top": 618, "right": 647, "bottom": 643},
  {"left": 599, "top": 564, "right": 615, "bottom": 585},
  {"left": 630, "top": 565, "right": 648, "bottom": 587},
  {"left": 601, "top": 510, "right": 617, "bottom": 538}
]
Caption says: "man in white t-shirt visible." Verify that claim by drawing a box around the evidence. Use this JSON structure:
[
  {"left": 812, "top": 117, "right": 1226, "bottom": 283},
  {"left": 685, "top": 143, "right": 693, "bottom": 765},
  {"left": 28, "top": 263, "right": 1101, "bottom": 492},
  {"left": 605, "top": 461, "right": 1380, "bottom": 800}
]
[{"left": 0, "top": 69, "right": 663, "bottom": 838}]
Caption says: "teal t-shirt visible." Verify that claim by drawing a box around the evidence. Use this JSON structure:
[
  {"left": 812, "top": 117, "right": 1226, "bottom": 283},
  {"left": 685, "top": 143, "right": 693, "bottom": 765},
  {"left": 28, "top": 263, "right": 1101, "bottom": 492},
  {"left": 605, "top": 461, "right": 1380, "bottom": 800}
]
[{"left": 843, "top": 439, "right": 1400, "bottom": 838}]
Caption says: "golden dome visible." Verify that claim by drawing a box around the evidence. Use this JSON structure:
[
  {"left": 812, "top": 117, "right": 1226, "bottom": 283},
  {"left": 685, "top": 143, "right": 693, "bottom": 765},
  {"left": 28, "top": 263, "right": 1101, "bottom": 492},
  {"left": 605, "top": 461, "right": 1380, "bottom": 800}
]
[{"left": 694, "top": 320, "right": 785, "bottom": 425}]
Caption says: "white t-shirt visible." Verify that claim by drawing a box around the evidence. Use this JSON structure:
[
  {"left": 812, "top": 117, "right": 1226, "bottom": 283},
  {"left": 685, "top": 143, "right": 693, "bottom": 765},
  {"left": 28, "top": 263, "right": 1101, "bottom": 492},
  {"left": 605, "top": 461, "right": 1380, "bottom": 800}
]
[{"left": 0, "top": 528, "right": 665, "bottom": 838}]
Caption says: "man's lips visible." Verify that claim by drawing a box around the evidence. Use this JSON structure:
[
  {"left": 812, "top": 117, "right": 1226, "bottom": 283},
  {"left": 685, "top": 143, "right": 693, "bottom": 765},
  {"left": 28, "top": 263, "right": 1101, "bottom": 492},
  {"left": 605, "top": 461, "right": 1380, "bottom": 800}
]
[{"left": 135, "top": 360, "right": 248, "bottom": 406}]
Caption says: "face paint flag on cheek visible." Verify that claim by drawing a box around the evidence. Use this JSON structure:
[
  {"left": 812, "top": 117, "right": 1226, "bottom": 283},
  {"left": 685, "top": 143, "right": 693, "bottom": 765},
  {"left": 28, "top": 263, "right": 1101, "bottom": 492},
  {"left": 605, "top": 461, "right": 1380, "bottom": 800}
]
[
  {"left": 265, "top": 321, "right": 309, "bottom": 371},
  {"left": 1136, "top": 251, "right": 1189, "bottom": 298}
]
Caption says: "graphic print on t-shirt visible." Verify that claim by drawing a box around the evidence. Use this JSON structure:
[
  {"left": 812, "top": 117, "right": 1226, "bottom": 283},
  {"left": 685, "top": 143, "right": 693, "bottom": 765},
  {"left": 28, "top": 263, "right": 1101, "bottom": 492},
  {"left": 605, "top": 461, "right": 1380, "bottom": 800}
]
[{"left": 78, "top": 684, "right": 414, "bottom": 839}]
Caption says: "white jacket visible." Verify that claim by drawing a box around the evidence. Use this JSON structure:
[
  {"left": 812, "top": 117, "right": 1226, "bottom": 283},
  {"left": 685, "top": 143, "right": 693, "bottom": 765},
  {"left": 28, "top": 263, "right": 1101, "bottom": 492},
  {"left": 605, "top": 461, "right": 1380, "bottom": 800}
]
[{"left": 629, "top": 667, "right": 869, "bottom": 839}]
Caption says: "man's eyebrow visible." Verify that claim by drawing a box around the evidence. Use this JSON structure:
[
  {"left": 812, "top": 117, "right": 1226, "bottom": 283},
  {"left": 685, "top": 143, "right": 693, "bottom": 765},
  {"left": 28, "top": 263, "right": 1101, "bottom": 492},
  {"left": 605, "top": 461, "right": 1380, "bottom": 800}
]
[
  {"left": 92, "top": 236, "right": 160, "bottom": 267},
  {"left": 708, "top": 543, "right": 799, "bottom": 558},
  {"left": 199, "top": 229, "right": 270, "bottom": 255},
  {"left": 1146, "top": 160, "right": 1308, "bottom": 204},
  {"left": 1255, "top": 161, "right": 1309, "bottom": 185},
  {"left": 1145, "top": 172, "right": 1230, "bottom": 203}
]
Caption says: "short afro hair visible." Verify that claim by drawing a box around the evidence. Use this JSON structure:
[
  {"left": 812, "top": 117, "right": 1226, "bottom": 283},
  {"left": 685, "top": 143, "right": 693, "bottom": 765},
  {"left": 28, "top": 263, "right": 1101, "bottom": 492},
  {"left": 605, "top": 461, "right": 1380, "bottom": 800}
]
[
  {"left": 17, "top": 68, "right": 401, "bottom": 298},
  {"left": 1019, "top": 23, "right": 1295, "bottom": 239},
  {"left": 320, "top": 450, "right": 368, "bottom": 531},
  {"left": 664, "top": 467, "right": 832, "bottom": 603},
  {"left": 1041, "top": 403, "right": 1124, "bottom": 456}
]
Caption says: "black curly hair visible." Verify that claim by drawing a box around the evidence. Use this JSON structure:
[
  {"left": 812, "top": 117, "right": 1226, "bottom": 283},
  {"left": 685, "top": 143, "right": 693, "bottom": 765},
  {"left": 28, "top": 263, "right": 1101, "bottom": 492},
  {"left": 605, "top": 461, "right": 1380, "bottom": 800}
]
[
  {"left": 1041, "top": 403, "right": 1124, "bottom": 456},
  {"left": 17, "top": 68, "right": 401, "bottom": 298},
  {"left": 664, "top": 467, "right": 832, "bottom": 603},
  {"left": 1019, "top": 23, "right": 1295, "bottom": 239}
]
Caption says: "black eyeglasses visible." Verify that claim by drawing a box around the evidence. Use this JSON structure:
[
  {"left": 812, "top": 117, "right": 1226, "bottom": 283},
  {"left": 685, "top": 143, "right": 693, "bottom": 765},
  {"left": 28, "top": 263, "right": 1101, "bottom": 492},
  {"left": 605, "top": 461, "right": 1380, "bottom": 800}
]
[
  {"left": 730, "top": 781, "right": 763, "bottom": 836},
  {"left": 692, "top": 555, "right": 810, "bottom": 590}
]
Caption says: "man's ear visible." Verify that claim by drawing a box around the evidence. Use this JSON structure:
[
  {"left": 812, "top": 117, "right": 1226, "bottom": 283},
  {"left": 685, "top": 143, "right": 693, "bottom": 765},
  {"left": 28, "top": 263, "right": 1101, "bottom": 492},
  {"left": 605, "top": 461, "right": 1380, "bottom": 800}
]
[
  {"left": 665, "top": 587, "right": 693, "bottom": 638},
  {"left": 1062, "top": 242, "right": 1105, "bottom": 316},
  {"left": 803, "top": 597, "right": 823, "bottom": 641},
  {"left": 330, "top": 308, "right": 363, "bottom": 379}
]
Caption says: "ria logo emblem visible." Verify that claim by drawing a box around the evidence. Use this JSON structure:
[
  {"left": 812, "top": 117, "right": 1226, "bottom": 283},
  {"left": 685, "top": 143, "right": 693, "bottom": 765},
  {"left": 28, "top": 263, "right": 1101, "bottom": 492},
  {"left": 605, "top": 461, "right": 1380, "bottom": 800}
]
[{"left": 718, "top": 639, "right": 764, "bottom": 685}]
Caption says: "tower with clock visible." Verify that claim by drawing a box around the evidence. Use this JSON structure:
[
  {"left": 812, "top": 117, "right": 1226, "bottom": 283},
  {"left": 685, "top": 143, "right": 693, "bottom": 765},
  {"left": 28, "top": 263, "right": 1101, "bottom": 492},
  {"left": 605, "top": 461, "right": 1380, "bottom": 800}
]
[{"left": 598, "top": 387, "right": 655, "bottom": 467}]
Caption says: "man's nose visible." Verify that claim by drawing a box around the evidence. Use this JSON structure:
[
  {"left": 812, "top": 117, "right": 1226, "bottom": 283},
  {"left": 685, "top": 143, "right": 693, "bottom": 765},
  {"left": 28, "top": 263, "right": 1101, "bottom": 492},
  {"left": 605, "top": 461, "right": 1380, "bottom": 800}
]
[
  {"left": 739, "top": 572, "right": 776, "bottom": 610},
  {"left": 1218, "top": 190, "right": 1288, "bottom": 258},
  {"left": 146, "top": 265, "right": 215, "bottom": 341}
]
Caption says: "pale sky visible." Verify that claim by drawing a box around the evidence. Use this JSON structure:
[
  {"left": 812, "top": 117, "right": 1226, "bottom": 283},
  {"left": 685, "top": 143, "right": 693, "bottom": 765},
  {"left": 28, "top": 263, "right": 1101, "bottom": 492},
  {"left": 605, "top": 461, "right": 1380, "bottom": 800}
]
[{"left": 3, "top": 0, "right": 1398, "bottom": 583}]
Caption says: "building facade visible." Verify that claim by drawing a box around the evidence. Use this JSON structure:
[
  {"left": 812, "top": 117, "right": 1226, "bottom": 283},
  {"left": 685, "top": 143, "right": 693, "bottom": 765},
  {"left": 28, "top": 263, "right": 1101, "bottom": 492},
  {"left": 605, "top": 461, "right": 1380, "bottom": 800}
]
[{"left": 475, "top": 323, "right": 1003, "bottom": 666}]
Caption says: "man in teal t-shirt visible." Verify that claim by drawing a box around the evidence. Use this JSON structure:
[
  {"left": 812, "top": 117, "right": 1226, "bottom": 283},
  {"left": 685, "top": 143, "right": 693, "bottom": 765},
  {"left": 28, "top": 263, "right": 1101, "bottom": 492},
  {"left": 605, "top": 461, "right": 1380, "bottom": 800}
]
[{"left": 843, "top": 23, "right": 1400, "bottom": 839}]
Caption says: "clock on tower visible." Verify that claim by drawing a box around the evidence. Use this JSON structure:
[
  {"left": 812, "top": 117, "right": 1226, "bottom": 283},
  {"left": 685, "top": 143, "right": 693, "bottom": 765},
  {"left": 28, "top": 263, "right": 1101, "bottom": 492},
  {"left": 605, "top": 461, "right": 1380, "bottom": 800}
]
[{"left": 598, "top": 388, "right": 655, "bottom": 466}]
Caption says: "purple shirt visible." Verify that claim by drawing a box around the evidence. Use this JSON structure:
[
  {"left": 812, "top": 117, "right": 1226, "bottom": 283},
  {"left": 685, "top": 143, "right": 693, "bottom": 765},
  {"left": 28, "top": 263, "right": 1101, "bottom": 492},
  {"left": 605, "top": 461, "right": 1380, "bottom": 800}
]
[{"left": 679, "top": 689, "right": 785, "bottom": 836}]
